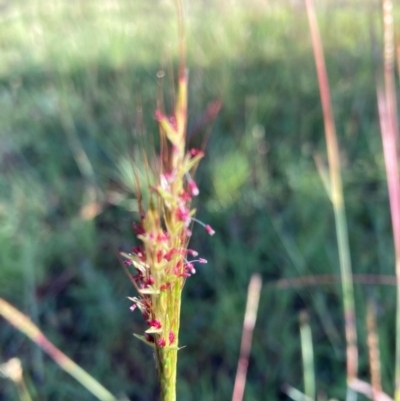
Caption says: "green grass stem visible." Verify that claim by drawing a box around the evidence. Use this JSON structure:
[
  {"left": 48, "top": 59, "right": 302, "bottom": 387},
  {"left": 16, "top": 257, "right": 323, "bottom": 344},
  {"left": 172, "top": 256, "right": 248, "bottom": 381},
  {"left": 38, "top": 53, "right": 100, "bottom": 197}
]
[{"left": 305, "top": 0, "right": 358, "bottom": 394}]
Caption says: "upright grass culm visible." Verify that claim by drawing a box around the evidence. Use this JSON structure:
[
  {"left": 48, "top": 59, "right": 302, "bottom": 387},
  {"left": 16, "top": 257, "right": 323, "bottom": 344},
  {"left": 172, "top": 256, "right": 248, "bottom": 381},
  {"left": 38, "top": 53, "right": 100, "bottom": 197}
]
[
  {"left": 121, "top": 3, "right": 214, "bottom": 400},
  {"left": 232, "top": 274, "right": 262, "bottom": 401},
  {"left": 378, "top": 2, "right": 400, "bottom": 400},
  {"left": 305, "top": 0, "right": 358, "bottom": 396}
]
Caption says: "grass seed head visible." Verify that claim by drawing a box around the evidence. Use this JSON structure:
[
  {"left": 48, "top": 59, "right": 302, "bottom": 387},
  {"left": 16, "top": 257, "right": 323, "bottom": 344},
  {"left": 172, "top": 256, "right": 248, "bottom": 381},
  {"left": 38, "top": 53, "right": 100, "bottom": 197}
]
[{"left": 123, "top": 71, "right": 213, "bottom": 350}]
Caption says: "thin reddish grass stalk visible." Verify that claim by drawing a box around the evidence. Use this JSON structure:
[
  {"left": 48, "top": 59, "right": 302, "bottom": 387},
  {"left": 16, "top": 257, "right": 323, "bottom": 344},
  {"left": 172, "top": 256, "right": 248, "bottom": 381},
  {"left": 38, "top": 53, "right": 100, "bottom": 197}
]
[
  {"left": 377, "top": 91, "right": 400, "bottom": 247},
  {"left": 232, "top": 274, "right": 262, "bottom": 401},
  {"left": 305, "top": 0, "right": 358, "bottom": 385},
  {"left": 382, "top": 1, "right": 399, "bottom": 145},
  {"left": 377, "top": 88, "right": 400, "bottom": 401},
  {"left": 366, "top": 302, "right": 382, "bottom": 401},
  {"left": 379, "top": 4, "right": 400, "bottom": 397}
]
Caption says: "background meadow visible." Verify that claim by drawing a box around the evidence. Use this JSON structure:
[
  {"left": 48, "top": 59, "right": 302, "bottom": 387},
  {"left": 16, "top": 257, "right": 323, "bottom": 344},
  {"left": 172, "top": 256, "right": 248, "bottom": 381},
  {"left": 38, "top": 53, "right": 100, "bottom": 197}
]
[{"left": 0, "top": 0, "right": 396, "bottom": 400}]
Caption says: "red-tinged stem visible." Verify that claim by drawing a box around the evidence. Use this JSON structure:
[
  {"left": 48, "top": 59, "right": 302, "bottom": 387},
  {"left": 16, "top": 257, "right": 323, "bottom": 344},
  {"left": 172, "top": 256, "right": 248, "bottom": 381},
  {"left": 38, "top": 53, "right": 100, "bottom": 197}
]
[
  {"left": 382, "top": 1, "right": 399, "bottom": 150},
  {"left": 232, "top": 274, "right": 262, "bottom": 401},
  {"left": 380, "top": 3, "right": 400, "bottom": 398},
  {"left": 305, "top": 0, "right": 358, "bottom": 390},
  {"left": 378, "top": 88, "right": 400, "bottom": 401}
]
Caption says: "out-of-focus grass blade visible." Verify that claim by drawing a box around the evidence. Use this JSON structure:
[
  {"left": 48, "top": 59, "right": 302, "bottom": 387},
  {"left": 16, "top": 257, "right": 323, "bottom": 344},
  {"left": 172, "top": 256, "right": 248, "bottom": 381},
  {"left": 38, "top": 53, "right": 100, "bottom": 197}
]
[
  {"left": 366, "top": 301, "right": 382, "bottom": 401},
  {"left": 231, "top": 274, "right": 262, "bottom": 401},
  {"left": 300, "top": 311, "right": 315, "bottom": 401},
  {"left": 377, "top": 86, "right": 400, "bottom": 401},
  {"left": 0, "top": 298, "right": 118, "bottom": 401},
  {"left": 305, "top": 0, "right": 358, "bottom": 395},
  {"left": 282, "top": 383, "right": 313, "bottom": 401},
  {"left": 379, "top": 2, "right": 400, "bottom": 399}
]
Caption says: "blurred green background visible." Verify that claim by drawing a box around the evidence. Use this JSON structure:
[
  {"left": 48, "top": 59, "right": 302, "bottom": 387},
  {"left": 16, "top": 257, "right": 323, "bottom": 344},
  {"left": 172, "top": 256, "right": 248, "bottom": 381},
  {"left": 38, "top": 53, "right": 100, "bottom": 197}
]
[{"left": 0, "top": 0, "right": 397, "bottom": 400}]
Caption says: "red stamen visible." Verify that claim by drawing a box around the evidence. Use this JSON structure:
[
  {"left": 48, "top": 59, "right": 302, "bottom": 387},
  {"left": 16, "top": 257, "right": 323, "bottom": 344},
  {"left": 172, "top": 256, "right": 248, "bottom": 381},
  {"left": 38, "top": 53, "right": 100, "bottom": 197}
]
[
  {"left": 190, "top": 149, "right": 204, "bottom": 158},
  {"left": 148, "top": 319, "right": 162, "bottom": 329},
  {"left": 205, "top": 225, "right": 215, "bottom": 236},
  {"left": 169, "top": 331, "right": 175, "bottom": 345},
  {"left": 188, "top": 180, "right": 199, "bottom": 196}
]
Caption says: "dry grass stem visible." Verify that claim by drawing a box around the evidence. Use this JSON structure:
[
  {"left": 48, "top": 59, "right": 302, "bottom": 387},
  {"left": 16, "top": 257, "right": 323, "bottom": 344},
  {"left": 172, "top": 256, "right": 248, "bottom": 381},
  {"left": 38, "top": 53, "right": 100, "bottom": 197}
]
[
  {"left": 232, "top": 274, "right": 262, "bottom": 401},
  {"left": 0, "top": 298, "right": 117, "bottom": 401}
]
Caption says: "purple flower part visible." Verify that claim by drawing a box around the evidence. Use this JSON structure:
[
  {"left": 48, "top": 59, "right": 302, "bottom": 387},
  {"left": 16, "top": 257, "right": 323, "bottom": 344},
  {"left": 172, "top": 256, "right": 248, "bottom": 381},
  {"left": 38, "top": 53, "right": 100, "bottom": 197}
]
[
  {"left": 185, "top": 262, "right": 196, "bottom": 275},
  {"left": 154, "top": 110, "right": 163, "bottom": 121},
  {"left": 198, "top": 258, "right": 207, "bottom": 264},
  {"left": 190, "top": 149, "right": 204, "bottom": 158},
  {"left": 130, "top": 304, "right": 137, "bottom": 312},
  {"left": 205, "top": 225, "right": 215, "bottom": 236},
  {"left": 176, "top": 205, "right": 191, "bottom": 226},
  {"left": 148, "top": 319, "right": 162, "bottom": 329},
  {"left": 188, "top": 180, "right": 199, "bottom": 196},
  {"left": 187, "top": 249, "right": 198, "bottom": 257},
  {"left": 168, "top": 116, "right": 177, "bottom": 130}
]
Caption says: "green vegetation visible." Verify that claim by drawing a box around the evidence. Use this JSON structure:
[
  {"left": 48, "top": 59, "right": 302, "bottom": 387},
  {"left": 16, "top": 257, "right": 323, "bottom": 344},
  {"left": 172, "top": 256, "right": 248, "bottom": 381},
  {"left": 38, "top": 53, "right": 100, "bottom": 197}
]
[{"left": 0, "top": 0, "right": 396, "bottom": 400}]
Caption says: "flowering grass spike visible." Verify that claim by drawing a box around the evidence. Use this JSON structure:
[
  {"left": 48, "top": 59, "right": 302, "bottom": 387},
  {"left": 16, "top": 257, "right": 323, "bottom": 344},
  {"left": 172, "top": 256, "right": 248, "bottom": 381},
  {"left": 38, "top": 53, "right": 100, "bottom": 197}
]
[{"left": 122, "top": 68, "right": 214, "bottom": 401}]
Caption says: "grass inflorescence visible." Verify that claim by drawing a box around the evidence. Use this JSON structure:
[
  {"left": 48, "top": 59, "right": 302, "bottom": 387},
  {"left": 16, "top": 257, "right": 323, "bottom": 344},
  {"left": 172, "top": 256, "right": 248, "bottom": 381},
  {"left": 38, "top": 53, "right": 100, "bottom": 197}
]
[{"left": 122, "top": 66, "right": 214, "bottom": 400}]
